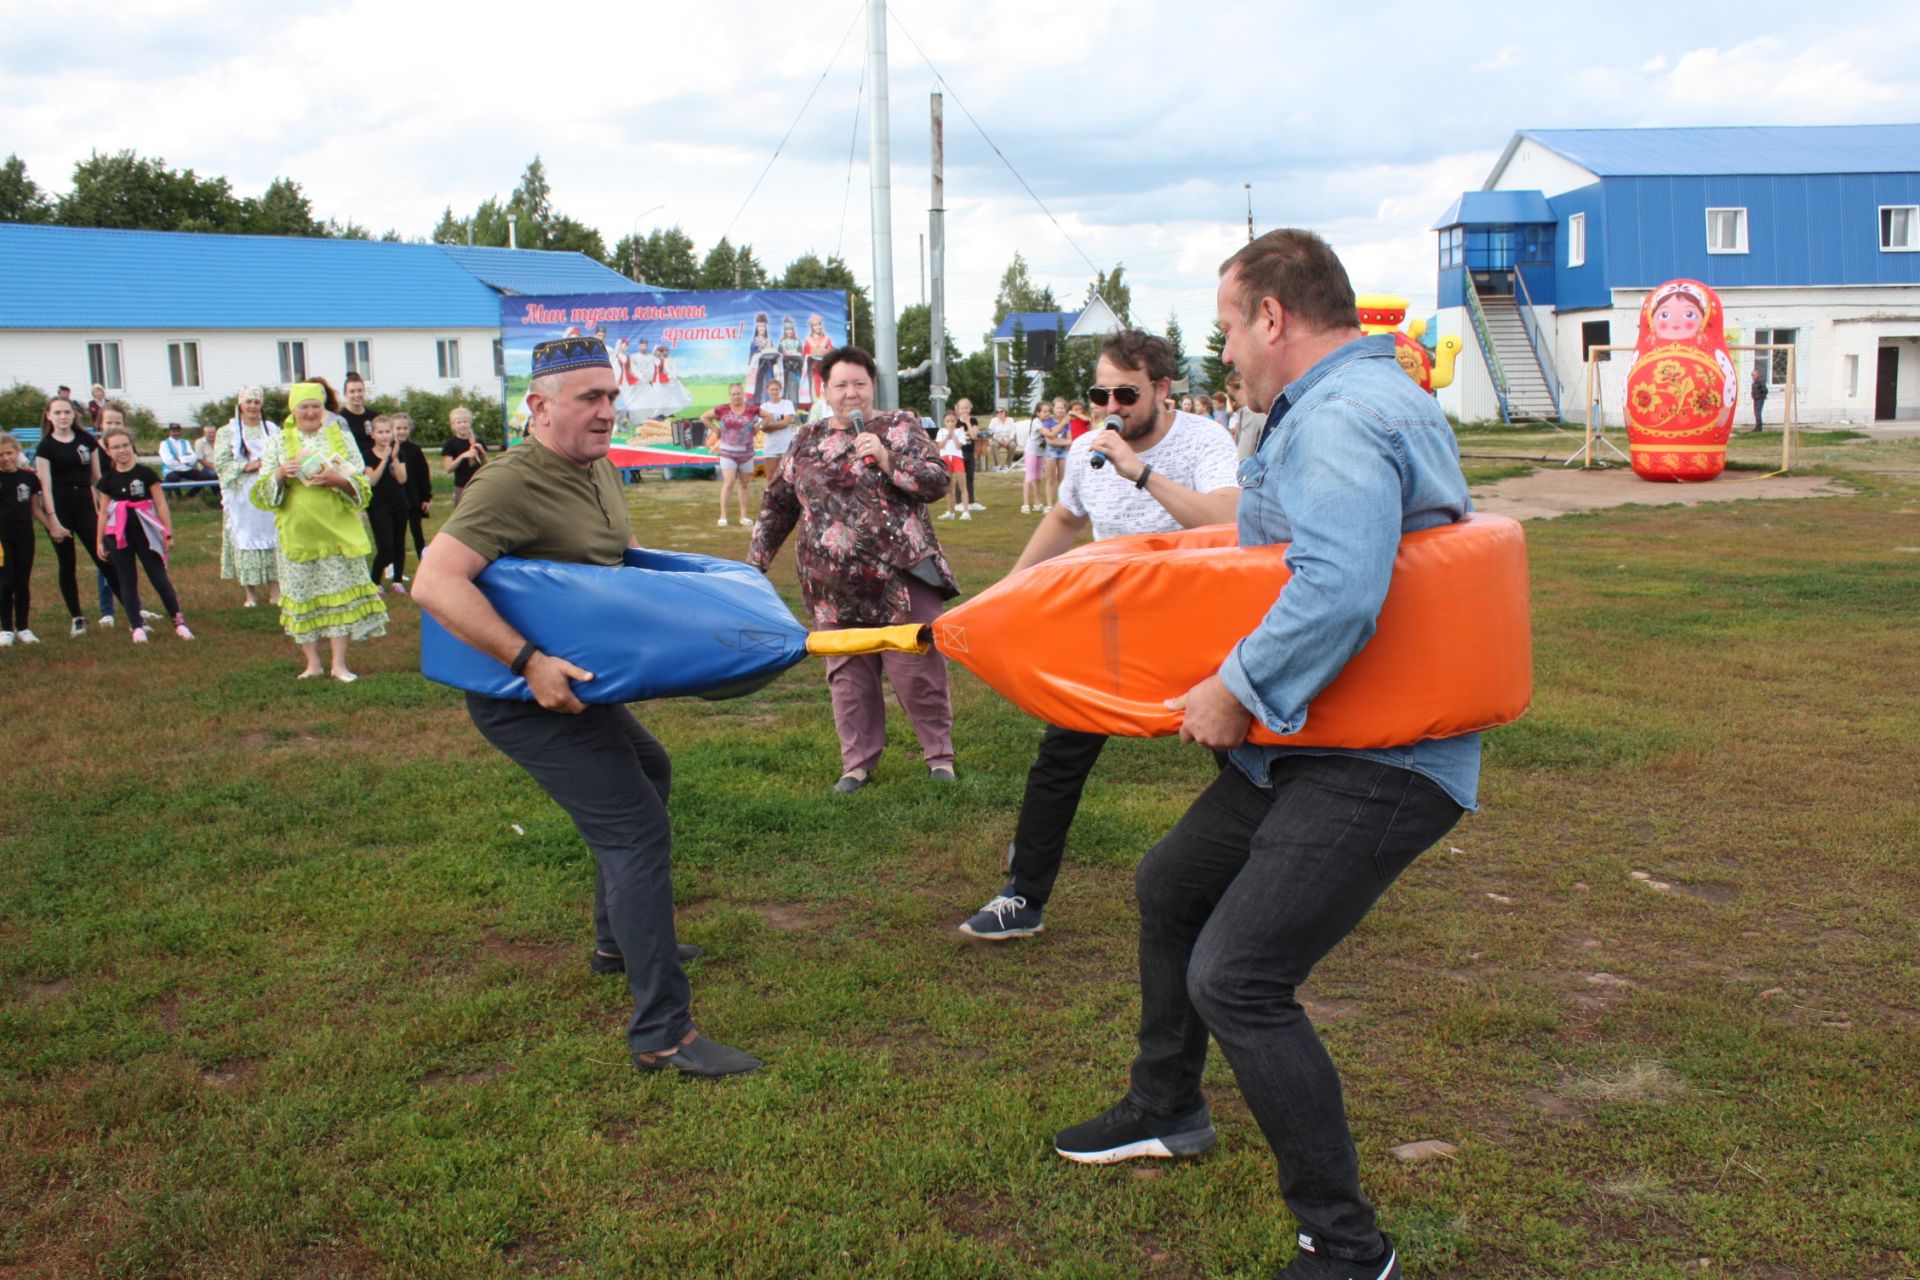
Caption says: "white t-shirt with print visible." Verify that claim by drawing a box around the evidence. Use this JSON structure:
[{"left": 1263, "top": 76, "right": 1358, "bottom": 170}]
[
  {"left": 1056, "top": 411, "right": 1239, "bottom": 541},
  {"left": 759, "top": 399, "right": 797, "bottom": 455}
]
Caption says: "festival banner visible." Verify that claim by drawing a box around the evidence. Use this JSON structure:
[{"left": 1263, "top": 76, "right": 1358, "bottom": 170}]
[{"left": 499, "top": 289, "right": 849, "bottom": 446}]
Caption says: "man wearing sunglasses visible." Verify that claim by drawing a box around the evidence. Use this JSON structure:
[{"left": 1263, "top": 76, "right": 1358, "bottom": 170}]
[
  {"left": 959, "top": 329, "right": 1239, "bottom": 942},
  {"left": 1051, "top": 230, "right": 1477, "bottom": 1280}
]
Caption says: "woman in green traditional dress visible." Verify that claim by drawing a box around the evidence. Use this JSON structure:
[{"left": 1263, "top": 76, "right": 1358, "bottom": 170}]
[{"left": 249, "top": 382, "right": 387, "bottom": 682}]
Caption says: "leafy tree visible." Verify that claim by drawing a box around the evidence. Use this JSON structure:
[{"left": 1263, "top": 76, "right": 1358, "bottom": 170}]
[
  {"left": 546, "top": 214, "right": 607, "bottom": 263},
  {"left": 1165, "top": 310, "right": 1189, "bottom": 389},
  {"left": 57, "top": 150, "right": 240, "bottom": 232},
  {"left": 633, "top": 226, "right": 700, "bottom": 288},
  {"left": 1090, "top": 264, "right": 1131, "bottom": 325},
  {"left": 469, "top": 197, "right": 512, "bottom": 248},
  {"left": 245, "top": 177, "right": 324, "bottom": 237},
  {"left": 991, "top": 251, "right": 1057, "bottom": 329},
  {"left": 326, "top": 218, "right": 372, "bottom": 240},
  {"left": 1006, "top": 318, "right": 1032, "bottom": 411},
  {"left": 1202, "top": 320, "right": 1229, "bottom": 394},
  {"left": 895, "top": 301, "right": 963, "bottom": 413},
  {"left": 1042, "top": 336, "right": 1099, "bottom": 407},
  {"left": 948, "top": 349, "right": 996, "bottom": 418},
  {"left": 431, "top": 206, "right": 468, "bottom": 245},
  {"left": 698, "top": 237, "right": 767, "bottom": 290},
  {"left": 0, "top": 155, "right": 50, "bottom": 223},
  {"left": 780, "top": 251, "right": 873, "bottom": 349},
  {"left": 507, "top": 157, "right": 554, "bottom": 246}
]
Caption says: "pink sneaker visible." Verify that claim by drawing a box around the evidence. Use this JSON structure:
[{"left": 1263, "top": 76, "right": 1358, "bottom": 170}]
[
  {"left": 131, "top": 626, "right": 149, "bottom": 645},
  {"left": 174, "top": 616, "right": 195, "bottom": 640},
  {"left": 389, "top": 582, "right": 408, "bottom": 596}
]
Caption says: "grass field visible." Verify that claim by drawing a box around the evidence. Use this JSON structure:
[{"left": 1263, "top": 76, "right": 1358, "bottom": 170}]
[{"left": 4, "top": 436, "right": 1919, "bottom": 1279}]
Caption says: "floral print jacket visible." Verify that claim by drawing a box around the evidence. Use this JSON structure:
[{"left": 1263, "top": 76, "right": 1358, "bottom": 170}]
[{"left": 748, "top": 410, "right": 959, "bottom": 627}]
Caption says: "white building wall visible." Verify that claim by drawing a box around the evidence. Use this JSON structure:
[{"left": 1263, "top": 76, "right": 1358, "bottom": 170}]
[
  {"left": 1488, "top": 140, "right": 1599, "bottom": 198},
  {"left": 1547, "top": 285, "right": 1920, "bottom": 427},
  {"left": 0, "top": 327, "right": 500, "bottom": 425}
]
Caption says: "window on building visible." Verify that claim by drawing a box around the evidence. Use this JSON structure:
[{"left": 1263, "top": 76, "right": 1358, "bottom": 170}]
[
  {"left": 493, "top": 338, "right": 506, "bottom": 378},
  {"left": 1437, "top": 227, "right": 1464, "bottom": 270},
  {"left": 278, "top": 340, "right": 307, "bottom": 384},
  {"left": 1881, "top": 205, "right": 1918, "bottom": 252},
  {"left": 1844, "top": 353, "right": 1860, "bottom": 397},
  {"left": 167, "top": 340, "right": 202, "bottom": 389},
  {"left": 86, "top": 341, "right": 124, "bottom": 392},
  {"left": 1567, "top": 213, "right": 1586, "bottom": 268},
  {"left": 1753, "top": 328, "right": 1797, "bottom": 386},
  {"left": 436, "top": 338, "right": 461, "bottom": 380},
  {"left": 1581, "top": 319, "right": 1611, "bottom": 362},
  {"left": 1706, "top": 207, "right": 1748, "bottom": 254},
  {"left": 343, "top": 339, "right": 373, "bottom": 381}
]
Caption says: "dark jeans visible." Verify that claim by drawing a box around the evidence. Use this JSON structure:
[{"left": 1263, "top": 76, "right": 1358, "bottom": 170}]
[
  {"left": 106, "top": 532, "right": 181, "bottom": 620},
  {"left": 369, "top": 507, "right": 409, "bottom": 584},
  {"left": 1127, "top": 754, "right": 1462, "bottom": 1262},
  {"left": 465, "top": 694, "right": 691, "bottom": 1058},
  {"left": 1008, "top": 724, "right": 1109, "bottom": 909},
  {"left": 962, "top": 446, "right": 977, "bottom": 499},
  {"left": 1, "top": 526, "right": 34, "bottom": 630}
]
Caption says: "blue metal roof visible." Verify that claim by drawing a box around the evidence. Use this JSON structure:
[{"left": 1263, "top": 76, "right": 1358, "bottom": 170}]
[
  {"left": 992, "top": 309, "right": 1080, "bottom": 340},
  {"left": 1514, "top": 125, "right": 1920, "bottom": 180},
  {"left": 0, "top": 223, "right": 643, "bottom": 330},
  {"left": 1431, "top": 189, "right": 1554, "bottom": 230}
]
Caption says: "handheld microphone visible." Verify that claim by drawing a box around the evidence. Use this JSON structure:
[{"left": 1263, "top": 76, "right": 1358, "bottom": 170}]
[
  {"left": 1088, "top": 414, "right": 1124, "bottom": 469},
  {"left": 850, "top": 409, "right": 877, "bottom": 467}
]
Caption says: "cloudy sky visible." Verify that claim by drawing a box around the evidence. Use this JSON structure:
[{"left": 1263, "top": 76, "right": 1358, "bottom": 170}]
[{"left": 7, "top": 0, "right": 1919, "bottom": 347}]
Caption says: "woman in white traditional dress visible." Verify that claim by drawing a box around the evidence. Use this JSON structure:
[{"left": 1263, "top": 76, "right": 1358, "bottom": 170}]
[{"left": 213, "top": 386, "right": 280, "bottom": 607}]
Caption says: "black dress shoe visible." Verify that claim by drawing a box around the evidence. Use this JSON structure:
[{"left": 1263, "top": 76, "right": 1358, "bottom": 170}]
[
  {"left": 591, "top": 943, "right": 704, "bottom": 975},
  {"left": 633, "top": 1033, "right": 763, "bottom": 1077}
]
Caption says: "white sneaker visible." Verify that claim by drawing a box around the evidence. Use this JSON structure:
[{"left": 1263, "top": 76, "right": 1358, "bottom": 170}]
[
  {"left": 937, "top": 511, "right": 954, "bottom": 520},
  {"left": 0, "top": 631, "right": 12, "bottom": 647},
  {"left": 717, "top": 518, "right": 729, "bottom": 527},
  {"left": 959, "top": 511, "right": 972, "bottom": 521},
  {"left": 16, "top": 630, "right": 38, "bottom": 644},
  {"left": 969, "top": 503, "right": 986, "bottom": 511},
  {"left": 69, "top": 617, "right": 86, "bottom": 638},
  {"left": 1020, "top": 504, "right": 1031, "bottom": 514},
  {"left": 99, "top": 614, "right": 115, "bottom": 629}
]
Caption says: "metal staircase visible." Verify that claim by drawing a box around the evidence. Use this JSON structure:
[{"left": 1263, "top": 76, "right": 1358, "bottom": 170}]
[{"left": 1464, "top": 273, "right": 1560, "bottom": 422}]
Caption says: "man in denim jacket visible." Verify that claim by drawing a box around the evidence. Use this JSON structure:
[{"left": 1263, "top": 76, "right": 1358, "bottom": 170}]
[{"left": 1052, "top": 230, "right": 1475, "bottom": 1280}]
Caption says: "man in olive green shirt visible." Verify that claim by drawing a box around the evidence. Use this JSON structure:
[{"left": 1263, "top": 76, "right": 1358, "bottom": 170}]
[{"left": 414, "top": 336, "right": 762, "bottom": 1079}]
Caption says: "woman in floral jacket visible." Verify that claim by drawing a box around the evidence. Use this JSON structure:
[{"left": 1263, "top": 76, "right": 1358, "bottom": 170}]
[{"left": 748, "top": 347, "right": 960, "bottom": 793}]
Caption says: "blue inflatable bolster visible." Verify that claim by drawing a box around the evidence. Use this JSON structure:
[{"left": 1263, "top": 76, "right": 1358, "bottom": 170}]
[{"left": 420, "top": 547, "right": 811, "bottom": 704}]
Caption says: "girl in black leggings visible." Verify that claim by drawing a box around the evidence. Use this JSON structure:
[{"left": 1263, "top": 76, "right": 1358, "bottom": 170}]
[
  {"left": 32, "top": 395, "right": 125, "bottom": 636},
  {"left": 0, "top": 431, "right": 55, "bottom": 644},
  {"left": 94, "top": 426, "right": 193, "bottom": 643},
  {"left": 365, "top": 415, "right": 412, "bottom": 595}
]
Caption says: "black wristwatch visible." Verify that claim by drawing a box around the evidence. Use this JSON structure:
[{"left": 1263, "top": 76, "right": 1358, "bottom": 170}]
[
  {"left": 509, "top": 640, "right": 538, "bottom": 676},
  {"left": 1134, "top": 463, "right": 1154, "bottom": 491}
]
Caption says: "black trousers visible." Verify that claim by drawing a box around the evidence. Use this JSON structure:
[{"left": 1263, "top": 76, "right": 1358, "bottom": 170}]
[
  {"left": 48, "top": 487, "right": 125, "bottom": 621},
  {"left": 465, "top": 695, "right": 691, "bottom": 1059},
  {"left": 405, "top": 507, "right": 427, "bottom": 558},
  {"left": 1008, "top": 724, "right": 1110, "bottom": 909},
  {"left": 962, "top": 446, "right": 977, "bottom": 498},
  {"left": 105, "top": 527, "right": 180, "bottom": 621},
  {"left": 369, "top": 507, "right": 409, "bottom": 584},
  {"left": 1128, "top": 756, "right": 1462, "bottom": 1261},
  {"left": 1, "top": 525, "right": 34, "bottom": 630}
]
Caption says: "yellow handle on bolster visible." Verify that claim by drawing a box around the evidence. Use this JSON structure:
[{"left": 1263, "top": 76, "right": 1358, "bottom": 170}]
[{"left": 804, "top": 624, "right": 934, "bottom": 657}]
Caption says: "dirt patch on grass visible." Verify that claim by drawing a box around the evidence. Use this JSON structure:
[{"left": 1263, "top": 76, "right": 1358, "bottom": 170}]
[
  {"left": 417, "top": 1062, "right": 515, "bottom": 1088},
  {"left": 22, "top": 977, "right": 71, "bottom": 1000},
  {"left": 503, "top": 1236, "right": 583, "bottom": 1275},
  {"left": 743, "top": 901, "right": 831, "bottom": 932},
  {"left": 234, "top": 729, "right": 328, "bottom": 751},
  {"left": 478, "top": 929, "right": 573, "bottom": 971},
  {"left": 199, "top": 1056, "right": 263, "bottom": 1089},
  {"left": 1471, "top": 467, "right": 1852, "bottom": 522},
  {"left": 290, "top": 1238, "right": 381, "bottom": 1277}
]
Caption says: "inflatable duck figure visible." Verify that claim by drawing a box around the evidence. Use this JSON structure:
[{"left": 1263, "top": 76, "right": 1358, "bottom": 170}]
[
  {"left": 1355, "top": 294, "right": 1461, "bottom": 393},
  {"left": 1623, "top": 279, "right": 1737, "bottom": 482}
]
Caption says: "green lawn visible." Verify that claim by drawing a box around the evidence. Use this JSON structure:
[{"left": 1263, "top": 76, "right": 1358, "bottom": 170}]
[{"left": 3, "top": 442, "right": 1918, "bottom": 1279}]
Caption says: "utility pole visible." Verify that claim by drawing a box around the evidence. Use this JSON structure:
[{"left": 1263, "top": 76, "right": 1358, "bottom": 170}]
[
  {"left": 866, "top": 0, "right": 898, "bottom": 408},
  {"left": 1245, "top": 183, "right": 1255, "bottom": 243},
  {"left": 929, "top": 92, "right": 948, "bottom": 427},
  {"left": 919, "top": 233, "right": 926, "bottom": 306}
]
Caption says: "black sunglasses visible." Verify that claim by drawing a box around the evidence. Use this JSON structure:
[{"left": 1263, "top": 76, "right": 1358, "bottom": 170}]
[{"left": 1086, "top": 385, "right": 1144, "bottom": 407}]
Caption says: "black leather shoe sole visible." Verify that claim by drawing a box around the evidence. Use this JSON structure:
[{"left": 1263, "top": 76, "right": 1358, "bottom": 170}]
[{"left": 591, "top": 943, "right": 703, "bottom": 975}]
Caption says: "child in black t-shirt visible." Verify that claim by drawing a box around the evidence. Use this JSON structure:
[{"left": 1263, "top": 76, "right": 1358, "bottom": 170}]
[
  {"left": 440, "top": 409, "right": 487, "bottom": 507},
  {"left": 0, "top": 431, "right": 55, "bottom": 644},
  {"left": 94, "top": 428, "right": 193, "bottom": 643},
  {"left": 392, "top": 413, "right": 432, "bottom": 562},
  {"left": 365, "top": 415, "right": 412, "bottom": 595}
]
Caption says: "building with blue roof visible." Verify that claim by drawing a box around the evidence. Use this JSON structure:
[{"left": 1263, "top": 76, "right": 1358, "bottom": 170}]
[
  {"left": 988, "top": 297, "right": 1125, "bottom": 409},
  {"left": 0, "top": 223, "right": 648, "bottom": 421},
  {"left": 1431, "top": 124, "right": 1920, "bottom": 424}
]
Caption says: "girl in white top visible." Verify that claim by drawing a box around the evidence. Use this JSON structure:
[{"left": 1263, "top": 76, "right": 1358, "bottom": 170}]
[{"left": 934, "top": 409, "right": 972, "bottom": 521}]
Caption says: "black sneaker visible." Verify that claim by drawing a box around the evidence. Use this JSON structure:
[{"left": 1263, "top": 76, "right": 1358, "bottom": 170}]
[
  {"left": 1275, "top": 1232, "right": 1400, "bottom": 1280},
  {"left": 1053, "top": 1096, "right": 1216, "bottom": 1164},
  {"left": 959, "top": 890, "right": 1043, "bottom": 940},
  {"left": 591, "top": 944, "right": 703, "bottom": 974}
]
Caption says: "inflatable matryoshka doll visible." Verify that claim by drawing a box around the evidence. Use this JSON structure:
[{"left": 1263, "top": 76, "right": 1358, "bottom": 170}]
[{"left": 1624, "top": 279, "right": 1737, "bottom": 482}]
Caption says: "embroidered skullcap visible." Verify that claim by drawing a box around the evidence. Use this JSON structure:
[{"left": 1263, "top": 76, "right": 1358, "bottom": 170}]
[
  {"left": 288, "top": 382, "right": 325, "bottom": 407},
  {"left": 532, "top": 336, "right": 611, "bottom": 378},
  {"left": 239, "top": 385, "right": 264, "bottom": 402}
]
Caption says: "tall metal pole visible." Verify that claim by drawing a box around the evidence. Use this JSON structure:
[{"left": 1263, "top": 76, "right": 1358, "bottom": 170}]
[
  {"left": 865, "top": 0, "right": 898, "bottom": 408},
  {"left": 1245, "top": 182, "right": 1255, "bottom": 243},
  {"left": 929, "top": 92, "right": 948, "bottom": 427}
]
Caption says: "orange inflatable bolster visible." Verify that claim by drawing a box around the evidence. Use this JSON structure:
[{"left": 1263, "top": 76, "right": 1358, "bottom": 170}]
[{"left": 930, "top": 514, "right": 1532, "bottom": 748}]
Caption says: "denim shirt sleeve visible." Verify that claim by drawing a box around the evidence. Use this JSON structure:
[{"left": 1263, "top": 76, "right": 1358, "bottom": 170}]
[{"left": 1219, "top": 397, "right": 1403, "bottom": 735}]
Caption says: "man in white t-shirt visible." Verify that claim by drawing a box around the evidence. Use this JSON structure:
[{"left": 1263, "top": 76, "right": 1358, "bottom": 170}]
[
  {"left": 758, "top": 379, "right": 797, "bottom": 459},
  {"left": 960, "top": 330, "right": 1240, "bottom": 941}
]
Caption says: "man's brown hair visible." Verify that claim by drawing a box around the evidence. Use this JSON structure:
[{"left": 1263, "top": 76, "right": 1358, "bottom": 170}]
[
  {"left": 1096, "top": 329, "right": 1178, "bottom": 383},
  {"left": 1218, "top": 228, "right": 1359, "bottom": 333}
]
